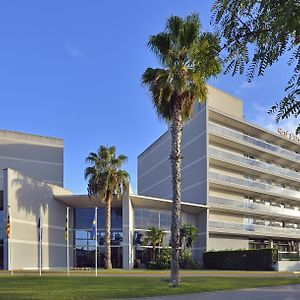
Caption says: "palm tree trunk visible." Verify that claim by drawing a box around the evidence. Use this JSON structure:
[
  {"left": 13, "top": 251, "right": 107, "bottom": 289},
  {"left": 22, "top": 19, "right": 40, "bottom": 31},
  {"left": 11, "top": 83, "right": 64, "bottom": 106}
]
[
  {"left": 105, "top": 194, "right": 112, "bottom": 269},
  {"left": 170, "top": 104, "right": 183, "bottom": 287}
]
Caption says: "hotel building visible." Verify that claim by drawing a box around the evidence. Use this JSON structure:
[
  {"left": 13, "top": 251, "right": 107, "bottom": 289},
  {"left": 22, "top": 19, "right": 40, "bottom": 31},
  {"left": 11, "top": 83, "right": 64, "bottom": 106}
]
[
  {"left": 1, "top": 86, "right": 300, "bottom": 271},
  {"left": 138, "top": 86, "right": 300, "bottom": 261}
]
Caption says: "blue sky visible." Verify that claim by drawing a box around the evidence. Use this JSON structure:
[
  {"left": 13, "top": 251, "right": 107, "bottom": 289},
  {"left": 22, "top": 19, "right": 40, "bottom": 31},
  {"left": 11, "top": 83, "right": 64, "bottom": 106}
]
[{"left": 0, "top": 1, "right": 296, "bottom": 194}]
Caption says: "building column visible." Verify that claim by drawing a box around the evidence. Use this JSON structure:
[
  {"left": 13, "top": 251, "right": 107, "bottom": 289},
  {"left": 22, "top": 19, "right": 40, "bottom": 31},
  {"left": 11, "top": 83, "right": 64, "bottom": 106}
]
[
  {"left": 269, "top": 239, "right": 274, "bottom": 248},
  {"left": 122, "top": 194, "right": 134, "bottom": 269}
]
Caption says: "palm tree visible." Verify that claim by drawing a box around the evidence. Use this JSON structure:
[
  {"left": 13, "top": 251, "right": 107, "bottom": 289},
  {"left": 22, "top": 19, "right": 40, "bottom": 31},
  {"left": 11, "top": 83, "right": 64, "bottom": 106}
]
[
  {"left": 180, "top": 224, "right": 198, "bottom": 250},
  {"left": 142, "top": 14, "right": 221, "bottom": 286},
  {"left": 143, "top": 226, "right": 165, "bottom": 261},
  {"left": 84, "top": 145, "right": 129, "bottom": 269}
]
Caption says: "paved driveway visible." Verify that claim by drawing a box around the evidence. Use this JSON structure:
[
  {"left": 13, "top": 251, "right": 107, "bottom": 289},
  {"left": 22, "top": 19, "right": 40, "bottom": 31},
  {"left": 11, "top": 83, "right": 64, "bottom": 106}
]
[{"left": 129, "top": 284, "right": 300, "bottom": 300}]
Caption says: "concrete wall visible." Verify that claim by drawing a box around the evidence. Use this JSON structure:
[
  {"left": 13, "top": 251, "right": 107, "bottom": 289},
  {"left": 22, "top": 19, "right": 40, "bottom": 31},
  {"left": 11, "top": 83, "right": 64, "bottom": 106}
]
[
  {"left": 208, "top": 234, "right": 248, "bottom": 251},
  {"left": 276, "top": 261, "right": 300, "bottom": 272},
  {"left": 207, "top": 86, "right": 243, "bottom": 119},
  {"left": 138, "top": 104, "right": 208, "bottom": 205},
  {"left": 193, "top": 209, "right": 208, "bottom": 266},
  {"left": 3, "top": 168, "right": 72, "bottom": 270},
  {"left": 0, "top": 130, "right": 63, "bottom": 189},
  {"left": 122, "top": 195, "right": 134, "bottom": 269}
]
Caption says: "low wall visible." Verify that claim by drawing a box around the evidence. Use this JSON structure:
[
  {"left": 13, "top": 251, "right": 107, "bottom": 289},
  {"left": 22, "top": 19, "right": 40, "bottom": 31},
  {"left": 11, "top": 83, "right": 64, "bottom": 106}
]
[{"left": 276, "top": 261, "right": 300, "bottom": 272}]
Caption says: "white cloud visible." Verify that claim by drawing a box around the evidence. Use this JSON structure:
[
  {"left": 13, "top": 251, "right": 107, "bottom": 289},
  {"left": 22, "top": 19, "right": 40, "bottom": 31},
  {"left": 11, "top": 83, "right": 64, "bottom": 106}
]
[
  {"left": 252, "top": 103, "right": 299, "bottom": 134},
  {"left": 67, "top": 45, "right": 84, "bottom": 58},
  {"left": 235, "top": 80, "right": 256, "bottom": 95},
  {"left": 252, "top": 101, "right": 267, "bottom": 113}
]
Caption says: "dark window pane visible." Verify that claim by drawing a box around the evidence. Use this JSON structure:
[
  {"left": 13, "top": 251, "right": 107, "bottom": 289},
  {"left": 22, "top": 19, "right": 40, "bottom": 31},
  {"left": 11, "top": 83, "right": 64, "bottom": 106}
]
[
  {"left": 0, "top": 191, "right": 3, "bottom": 211},
  {"left": 74, "top": 207, "right": 122, "bottom": 230},
  {"left": 111, "top": 208, "right": 122, "bottom": 228},
  {"left": 74, "top": 208, "right": 95, "bottom": 229},
  {"left": 98, "top": 208, "right": 105, "bottom": 228},
  {"left": 134, "top": 208, "right": 142, "bottom": 229}
]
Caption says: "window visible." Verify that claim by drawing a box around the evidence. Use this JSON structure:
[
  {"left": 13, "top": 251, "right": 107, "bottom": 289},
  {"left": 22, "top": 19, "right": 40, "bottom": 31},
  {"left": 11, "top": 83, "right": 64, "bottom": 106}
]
[
  {"left": 0, "top": 191, "right": 3, "bottom": 211},
  {"left": 74, "top": 207, "right": 122, "bottom": 230}
]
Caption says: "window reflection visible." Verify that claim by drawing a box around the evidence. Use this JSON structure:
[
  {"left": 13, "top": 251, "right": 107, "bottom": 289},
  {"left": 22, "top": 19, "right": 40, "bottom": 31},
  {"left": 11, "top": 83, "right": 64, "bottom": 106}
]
[
  {"left": 74, "top": 207, "right": 122, "bottom": 230},
  {"left": 134, "top": 208, "right": 196, "bottom": 230}
]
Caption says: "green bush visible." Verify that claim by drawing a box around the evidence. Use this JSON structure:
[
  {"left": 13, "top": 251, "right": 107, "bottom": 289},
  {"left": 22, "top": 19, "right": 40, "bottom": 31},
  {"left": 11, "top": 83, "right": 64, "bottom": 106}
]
[
  {"left": 147, "top": 248, "right": 171, "bottom": 269},
  {"left": 147, "top": 248, "right": 199, "bottom": 270},
  {"left": 180, "top": 250, "right": 199, "bottom": 269},
  {"left": 203, "top": 248, "right": 278, "bottom": 271}
]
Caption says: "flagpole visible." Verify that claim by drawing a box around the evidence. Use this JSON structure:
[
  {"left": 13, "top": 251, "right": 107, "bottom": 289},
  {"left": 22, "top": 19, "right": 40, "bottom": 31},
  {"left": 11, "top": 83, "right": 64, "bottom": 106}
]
[
  {"left": 8, "top": 206, "right": 13, "bottom": 276},
  {"left": 66, "top": 206, "right": 70, "bottom": 276},
  {"left": 95, "top": 207, "right": 98, "bottom": 277},
  {"left": 39, "top": 207, "right": 42, "bottom": 276}
]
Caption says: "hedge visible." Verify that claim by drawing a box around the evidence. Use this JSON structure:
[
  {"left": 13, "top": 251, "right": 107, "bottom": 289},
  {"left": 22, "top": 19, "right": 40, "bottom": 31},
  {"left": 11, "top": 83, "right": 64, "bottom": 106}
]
[{"left": 203, "top": 248, "right": 278, "bottom": 271}]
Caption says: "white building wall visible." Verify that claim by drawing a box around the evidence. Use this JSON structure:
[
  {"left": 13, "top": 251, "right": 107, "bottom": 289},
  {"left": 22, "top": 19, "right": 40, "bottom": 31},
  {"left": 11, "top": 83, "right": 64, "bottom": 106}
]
[
  {"left": 138, "top": 104, "right": 208, "bottom": 205},
  {"left": 3, "top": 168, "right": 72, "bottom": 270},
  {"left": 0, "top": 130, "right": 63, "bottom": 189}
]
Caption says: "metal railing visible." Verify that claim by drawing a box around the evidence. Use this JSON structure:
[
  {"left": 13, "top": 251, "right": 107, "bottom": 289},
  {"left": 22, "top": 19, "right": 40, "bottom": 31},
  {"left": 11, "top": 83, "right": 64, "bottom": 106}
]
[
  {"left": 209, "top": 122, "right": 300, "bottom": 162},
  {"left": 209, "top": 146, "right": 300, "bottom": 182},
  {"left": 278, "top": 252, "right": 300, "bottom": 261},
  {"left": 209, "top": 220, "right": 300, "bottom": 237},
  {"left": 209, "top": 172, "right": 300, "bottom": 200},
  {"left": 209, "top": 196, "right": 300, "bottom": 219}
]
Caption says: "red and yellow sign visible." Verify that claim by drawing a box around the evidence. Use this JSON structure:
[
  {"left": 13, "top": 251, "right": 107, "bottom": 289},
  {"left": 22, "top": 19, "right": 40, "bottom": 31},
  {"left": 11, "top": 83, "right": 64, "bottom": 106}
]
[{"left": 278, "top": 128, "right": 300, "bottom": 143}]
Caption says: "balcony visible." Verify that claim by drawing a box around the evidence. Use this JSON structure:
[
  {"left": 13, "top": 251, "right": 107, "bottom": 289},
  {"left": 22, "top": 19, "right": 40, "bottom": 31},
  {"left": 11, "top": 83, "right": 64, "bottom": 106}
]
[
  {"left": 209, "top": 196, "right": 300, "bottom": 220},
  {"left": 209, "top": 146, "right": 300, "bottom": 182},
  {"left": 209, "top": 172, "right": 300, "bottom": 201},
  {"left": 209, "top": 122, "right": 300, "bottom": 162},
  {"left": 209, "top": 220, "right": 300, "bottom": 239}
]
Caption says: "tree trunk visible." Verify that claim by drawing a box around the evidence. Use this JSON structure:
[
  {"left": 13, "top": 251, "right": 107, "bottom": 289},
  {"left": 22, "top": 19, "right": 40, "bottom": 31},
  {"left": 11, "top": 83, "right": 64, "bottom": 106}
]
[
  {"left": 105, "top": 194, "right": 112, "bottom": 269},
  {"left": 152, "top": 245, "right": 156, "bottom": 261},
  {"left": 170, "top": 104, "right": 183, "bottom": 287}
]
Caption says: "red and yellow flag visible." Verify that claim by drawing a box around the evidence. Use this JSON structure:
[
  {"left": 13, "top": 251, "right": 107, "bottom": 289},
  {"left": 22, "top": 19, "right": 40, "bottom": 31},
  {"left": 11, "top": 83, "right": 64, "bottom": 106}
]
[{"left": 6, "top": 215, "right": 10, "bottom": 239}]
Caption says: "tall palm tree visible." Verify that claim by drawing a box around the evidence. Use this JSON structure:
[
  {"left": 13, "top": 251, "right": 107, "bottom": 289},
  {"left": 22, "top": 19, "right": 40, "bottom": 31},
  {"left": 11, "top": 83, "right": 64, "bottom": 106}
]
[
  {"left": 143, "top": 226, "right": 165, "bottom": 261},
  {"left": 142, "top": 14, "right": 221, "bottom": 286},
  {"left": 84, "top": 145, "right": 129, "bottom": 269}
]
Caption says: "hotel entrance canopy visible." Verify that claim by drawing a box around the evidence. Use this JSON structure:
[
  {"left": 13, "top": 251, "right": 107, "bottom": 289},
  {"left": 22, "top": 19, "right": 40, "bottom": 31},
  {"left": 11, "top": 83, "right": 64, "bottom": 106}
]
[{"left": 54, "top": 193, "right": 208, "bottom": 213}]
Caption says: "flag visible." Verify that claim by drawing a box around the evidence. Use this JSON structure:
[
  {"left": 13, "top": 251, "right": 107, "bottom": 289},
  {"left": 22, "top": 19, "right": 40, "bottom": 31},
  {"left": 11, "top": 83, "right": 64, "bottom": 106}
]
[
  {"left": 6, "top": 215, "right": 10, "bottom": 239},
  {"left": 65, "top": 214, "right": 68, "bottom": 241},
  {"left": 38, "top": 218, "right": 43, "bottom": 241},
  {"left": 91, "top": 215, "right": 96, "bottom": 240}
]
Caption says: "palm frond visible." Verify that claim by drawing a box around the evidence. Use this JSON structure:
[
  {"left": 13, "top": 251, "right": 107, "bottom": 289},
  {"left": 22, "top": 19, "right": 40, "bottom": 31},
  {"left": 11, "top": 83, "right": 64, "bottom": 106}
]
[
  {"left": 84, "top": 145, "right": 129, "bottom": 203},
  {"left": 142, "top": 13, "right": 221, "bottom": 123}
]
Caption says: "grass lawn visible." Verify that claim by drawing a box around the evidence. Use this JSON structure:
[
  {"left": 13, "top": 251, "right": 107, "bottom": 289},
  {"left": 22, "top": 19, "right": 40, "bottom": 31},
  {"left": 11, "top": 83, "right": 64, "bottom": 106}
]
[{"left": 0, "top": 276, "right": 300, "bottom": 299}]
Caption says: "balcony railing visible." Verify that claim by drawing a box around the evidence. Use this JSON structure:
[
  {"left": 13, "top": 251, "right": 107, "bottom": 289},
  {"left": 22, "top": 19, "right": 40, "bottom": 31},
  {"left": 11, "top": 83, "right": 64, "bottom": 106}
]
[
  {"left": 209, "top": 220, "right": 300, "bottom": 238},
  {"left": 209, "top": 122, "right": 300, "bottom": 162},
  {"left": 209, "top": 172, "right": 300, "bottom": 200},
  {"left": 209, "top": 146, "right": 300, "bottom": 182},
  {"left": 209, "top": 196, "right": 300, "bottom": 219}
]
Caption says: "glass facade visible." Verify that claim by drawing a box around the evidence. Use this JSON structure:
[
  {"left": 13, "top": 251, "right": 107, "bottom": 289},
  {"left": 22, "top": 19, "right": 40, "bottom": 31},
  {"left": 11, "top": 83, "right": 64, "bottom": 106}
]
[
  {"left": 134, "top": 208, "right": 196, "bottom": 230},
  {"left": 73, "top": 207, "right": 123, "bottom": 268},
  {"left": 133, "top": 207, "right": 197, "bottom": 267}
]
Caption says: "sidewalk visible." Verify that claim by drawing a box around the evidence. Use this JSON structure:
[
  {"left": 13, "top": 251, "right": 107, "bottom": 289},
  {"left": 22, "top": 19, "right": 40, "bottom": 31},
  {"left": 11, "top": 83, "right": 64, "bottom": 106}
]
[{"left": 129, "top": 284, "right": 300, "bottom": 300}]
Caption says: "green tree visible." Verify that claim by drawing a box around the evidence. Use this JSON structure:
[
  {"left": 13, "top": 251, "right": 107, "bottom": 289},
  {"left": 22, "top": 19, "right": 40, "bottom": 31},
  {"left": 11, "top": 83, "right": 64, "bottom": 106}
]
[
  {"left": 142, "top": 14, "right": 221, "bottom": 286},
  {"left": 84, "top": 145, "right": 129, "bottom": 269},
  {"left": 143, "top": 226, "right": 165, "bottom": 261},
  {"left": 212, "top": 0, "right": 300, "bottom": 132},
  {"left": 180, "top": 224, "right": 198, "bottom": 250}
]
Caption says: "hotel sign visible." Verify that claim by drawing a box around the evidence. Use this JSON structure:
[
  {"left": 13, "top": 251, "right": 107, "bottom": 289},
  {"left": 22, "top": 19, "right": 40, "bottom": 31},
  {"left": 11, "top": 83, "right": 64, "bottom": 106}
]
[{"left": 278, "top": 128, "right": 300, "bottom": 143}]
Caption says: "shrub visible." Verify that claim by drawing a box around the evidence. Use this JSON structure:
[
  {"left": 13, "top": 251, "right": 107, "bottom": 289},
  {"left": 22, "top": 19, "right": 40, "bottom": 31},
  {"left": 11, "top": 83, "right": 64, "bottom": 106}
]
[
  {"left": 203, "top": 248, "right": 278, "bottom": 271},
  {"left": 180, "top": 250, "right": 199, "bottom": 269},
  {"left": 147, "top": 248, "right": 199, "bottom": 270},
  {"left": 147, "top": 248, "right": 171, "bottom": 269}
]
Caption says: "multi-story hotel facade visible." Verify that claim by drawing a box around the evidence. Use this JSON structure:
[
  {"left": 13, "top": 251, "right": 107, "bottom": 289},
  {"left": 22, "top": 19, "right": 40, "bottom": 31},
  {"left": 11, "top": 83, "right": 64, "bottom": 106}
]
[
  {"left": 138, "top": 86, "right": 300, "bottom": 262},
  {"left": 1, "top": 86, "right": 300, "bottom": 271}
]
